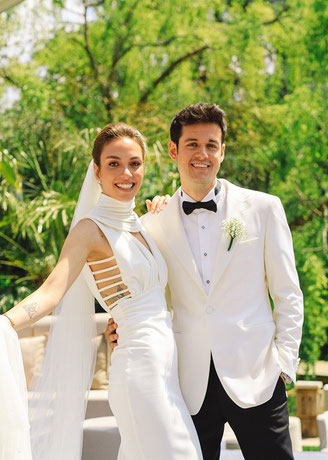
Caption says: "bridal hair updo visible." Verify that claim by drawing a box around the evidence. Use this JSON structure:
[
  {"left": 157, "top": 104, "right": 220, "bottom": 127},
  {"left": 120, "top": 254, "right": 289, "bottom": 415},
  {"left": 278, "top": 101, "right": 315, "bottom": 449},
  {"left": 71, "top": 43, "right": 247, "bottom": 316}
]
[{"left": 92, "top": 123, "right": 147, "bottom": 167}]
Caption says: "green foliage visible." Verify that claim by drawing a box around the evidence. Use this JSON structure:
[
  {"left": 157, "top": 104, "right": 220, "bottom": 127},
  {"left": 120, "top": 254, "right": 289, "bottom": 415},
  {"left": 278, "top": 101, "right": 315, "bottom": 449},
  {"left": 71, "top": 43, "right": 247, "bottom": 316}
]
[
  {"left": 0, "top": 0, "right": 327, "bottom": 363},
  {"left": 303, "top": 446, "right": 320, "bottom": 451}
]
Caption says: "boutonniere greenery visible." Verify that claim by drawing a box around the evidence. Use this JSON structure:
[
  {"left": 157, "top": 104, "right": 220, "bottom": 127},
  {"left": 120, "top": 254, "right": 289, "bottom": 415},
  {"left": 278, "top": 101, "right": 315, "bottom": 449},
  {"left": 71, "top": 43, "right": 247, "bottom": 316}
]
[{"left": 222, "top": 217, "right": 247, "bottom": 251}]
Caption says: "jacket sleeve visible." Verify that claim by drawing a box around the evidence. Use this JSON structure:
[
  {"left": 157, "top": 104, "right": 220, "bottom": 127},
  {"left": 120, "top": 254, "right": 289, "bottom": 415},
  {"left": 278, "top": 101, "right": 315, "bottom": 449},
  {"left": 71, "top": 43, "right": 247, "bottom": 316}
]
[{"left": 264, "top": 196, "right": 303, "bottom": 382}]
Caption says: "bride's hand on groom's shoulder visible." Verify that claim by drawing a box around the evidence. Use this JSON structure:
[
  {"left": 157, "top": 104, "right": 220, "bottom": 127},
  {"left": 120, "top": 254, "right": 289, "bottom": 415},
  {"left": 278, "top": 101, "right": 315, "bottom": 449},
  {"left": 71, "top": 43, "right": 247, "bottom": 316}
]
[
  {"left": 105, "top": 318, "right": 118, "bottom": 351},
  {"left": 146, "top": 195, "right": 171, "bottom": 214}
]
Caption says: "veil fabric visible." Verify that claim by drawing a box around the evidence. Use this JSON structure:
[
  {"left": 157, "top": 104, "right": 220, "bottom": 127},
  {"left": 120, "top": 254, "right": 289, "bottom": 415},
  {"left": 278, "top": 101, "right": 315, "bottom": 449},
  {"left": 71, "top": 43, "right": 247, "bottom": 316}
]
[
  {"left": 0, "top": 316, "right": 32, "bottom": 460},
  {"left": 28, "top": 161, "right": 102, "bottom": 460}
]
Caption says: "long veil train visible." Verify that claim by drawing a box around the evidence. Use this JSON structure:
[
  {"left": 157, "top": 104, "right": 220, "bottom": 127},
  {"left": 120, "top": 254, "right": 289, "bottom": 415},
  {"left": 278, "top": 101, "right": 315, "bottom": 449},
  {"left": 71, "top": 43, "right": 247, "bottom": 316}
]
[
  {"left": 28, "top": 161, "right": 102, "bottom": 460},
  {"left": 0, "top": 316, "right": 32, "bottom": 460}
]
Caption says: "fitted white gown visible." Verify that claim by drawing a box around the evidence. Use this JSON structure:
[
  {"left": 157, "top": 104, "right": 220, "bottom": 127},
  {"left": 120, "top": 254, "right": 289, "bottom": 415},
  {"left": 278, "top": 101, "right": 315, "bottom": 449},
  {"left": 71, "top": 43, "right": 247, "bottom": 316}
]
[{"left": 83, "top": 215, "right": 203, "bottom": 460}]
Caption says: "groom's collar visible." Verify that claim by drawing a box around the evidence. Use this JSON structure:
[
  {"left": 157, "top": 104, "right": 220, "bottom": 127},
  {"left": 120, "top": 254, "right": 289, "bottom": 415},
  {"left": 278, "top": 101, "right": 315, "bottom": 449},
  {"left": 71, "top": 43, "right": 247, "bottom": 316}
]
[{"left": 180, "top": 179, "right": 221, "bottom": 204}]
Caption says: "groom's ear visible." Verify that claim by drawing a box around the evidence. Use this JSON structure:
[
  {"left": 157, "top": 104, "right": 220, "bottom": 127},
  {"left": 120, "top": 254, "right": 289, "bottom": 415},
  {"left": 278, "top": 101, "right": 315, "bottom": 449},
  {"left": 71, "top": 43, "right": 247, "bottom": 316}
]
[
  {"left": 220, "top": 143, "right": 226, "bottom": 163},
  {"left": 169, "top": 141, "right": 178, "bottom": 160}
]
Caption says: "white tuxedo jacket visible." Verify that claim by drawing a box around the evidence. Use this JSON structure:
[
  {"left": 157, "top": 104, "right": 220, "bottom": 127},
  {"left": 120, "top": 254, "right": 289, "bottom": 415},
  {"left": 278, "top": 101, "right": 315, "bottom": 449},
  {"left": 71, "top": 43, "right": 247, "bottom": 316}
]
[{"left": 141, "top": 179, "right": 303, "bottom": 413}]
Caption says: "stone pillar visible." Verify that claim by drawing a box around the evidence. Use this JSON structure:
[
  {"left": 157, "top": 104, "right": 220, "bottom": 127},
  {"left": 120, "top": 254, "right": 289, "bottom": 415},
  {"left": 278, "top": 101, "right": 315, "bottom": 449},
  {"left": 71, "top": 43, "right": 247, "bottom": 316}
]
[{"left": 295, "top": 380, "right": 323, "bottom": 437}]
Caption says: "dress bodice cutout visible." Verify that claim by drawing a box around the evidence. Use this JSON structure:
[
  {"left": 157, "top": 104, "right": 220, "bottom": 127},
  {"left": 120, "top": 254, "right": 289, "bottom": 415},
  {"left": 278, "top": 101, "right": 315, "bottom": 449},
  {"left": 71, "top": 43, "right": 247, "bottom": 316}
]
[{"left": 82, "top": 218, "right": 168, "bottom": 313}]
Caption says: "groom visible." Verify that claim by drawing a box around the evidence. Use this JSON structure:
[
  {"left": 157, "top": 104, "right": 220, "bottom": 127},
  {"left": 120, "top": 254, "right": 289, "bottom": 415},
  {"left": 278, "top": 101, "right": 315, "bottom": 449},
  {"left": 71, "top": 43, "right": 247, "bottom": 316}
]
[{"left": 107, "top": 102, "right": 303, "bottom": 459}]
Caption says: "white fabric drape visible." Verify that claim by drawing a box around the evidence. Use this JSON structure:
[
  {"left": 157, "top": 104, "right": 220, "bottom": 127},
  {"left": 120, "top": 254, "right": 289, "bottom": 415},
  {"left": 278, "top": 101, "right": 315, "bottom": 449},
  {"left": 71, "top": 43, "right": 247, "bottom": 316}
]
[
  {"left": 0, "top": 316, "right": 32, "bottom": 460},
  {"left": 28, "top": 161, "right": 101, "bottom": 460},
  {"left": 90, "top": 193, "right": 142, "bottom": 233}
]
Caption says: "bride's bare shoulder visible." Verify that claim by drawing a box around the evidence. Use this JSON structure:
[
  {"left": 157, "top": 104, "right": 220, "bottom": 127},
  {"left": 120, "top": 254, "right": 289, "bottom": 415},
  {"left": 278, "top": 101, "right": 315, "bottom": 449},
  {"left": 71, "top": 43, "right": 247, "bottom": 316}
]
[
  {"left": 75, "top": 217, "right": 98, "bottom": 230},
  {"left": 69, "top": 218, "right": 103, "bottom": 244},
  {"left": 72, "top": 219, "right": 112, "bottom": 259}
]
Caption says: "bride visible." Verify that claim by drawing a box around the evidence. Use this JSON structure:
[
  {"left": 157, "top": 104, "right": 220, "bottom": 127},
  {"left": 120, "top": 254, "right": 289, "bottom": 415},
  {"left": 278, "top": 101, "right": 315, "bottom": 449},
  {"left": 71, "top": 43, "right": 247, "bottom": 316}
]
[{"left": 0, "top": 123, "right": 203, "bottom": 460}]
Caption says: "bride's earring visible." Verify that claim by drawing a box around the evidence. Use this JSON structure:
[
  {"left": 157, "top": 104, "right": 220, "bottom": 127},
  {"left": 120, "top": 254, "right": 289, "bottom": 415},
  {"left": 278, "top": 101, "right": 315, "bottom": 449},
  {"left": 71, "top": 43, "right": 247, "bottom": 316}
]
[{"left": 98, "top": 180, "right": 102, "bottom": 186}]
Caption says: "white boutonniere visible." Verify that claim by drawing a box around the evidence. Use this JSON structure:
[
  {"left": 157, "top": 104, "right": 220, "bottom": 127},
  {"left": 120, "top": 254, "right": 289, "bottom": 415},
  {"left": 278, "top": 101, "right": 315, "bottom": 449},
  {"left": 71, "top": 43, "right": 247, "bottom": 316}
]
[{"left": 221, "top": 217, "right": 247, "bottom": 251}]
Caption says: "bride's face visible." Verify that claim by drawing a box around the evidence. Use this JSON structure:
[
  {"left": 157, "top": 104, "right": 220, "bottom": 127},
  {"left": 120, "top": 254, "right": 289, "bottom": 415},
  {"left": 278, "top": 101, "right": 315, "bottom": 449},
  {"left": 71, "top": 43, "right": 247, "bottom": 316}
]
[{"left": 94, "top": 137, "right": 144, "bottom": 202}]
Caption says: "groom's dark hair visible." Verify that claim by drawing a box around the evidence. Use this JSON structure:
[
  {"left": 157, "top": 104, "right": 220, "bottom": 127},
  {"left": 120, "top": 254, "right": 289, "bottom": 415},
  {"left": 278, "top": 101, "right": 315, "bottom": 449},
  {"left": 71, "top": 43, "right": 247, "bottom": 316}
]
[{"left": 170, "top": 102, "right": 227, "bottom": 147}]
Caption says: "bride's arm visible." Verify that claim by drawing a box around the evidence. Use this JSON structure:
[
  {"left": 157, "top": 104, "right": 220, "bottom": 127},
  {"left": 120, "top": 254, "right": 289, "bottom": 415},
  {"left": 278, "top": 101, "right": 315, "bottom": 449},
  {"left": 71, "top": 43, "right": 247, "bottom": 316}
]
[{"left": 2, "top": 219, "right": 96, "bottom": 332}]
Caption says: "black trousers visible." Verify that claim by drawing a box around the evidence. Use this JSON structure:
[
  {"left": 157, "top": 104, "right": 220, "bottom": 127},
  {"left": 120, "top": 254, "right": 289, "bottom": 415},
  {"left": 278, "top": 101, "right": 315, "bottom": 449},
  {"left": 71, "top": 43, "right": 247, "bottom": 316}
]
[{"left": 191, "top": 357, "right": 294, "bottom": 460}]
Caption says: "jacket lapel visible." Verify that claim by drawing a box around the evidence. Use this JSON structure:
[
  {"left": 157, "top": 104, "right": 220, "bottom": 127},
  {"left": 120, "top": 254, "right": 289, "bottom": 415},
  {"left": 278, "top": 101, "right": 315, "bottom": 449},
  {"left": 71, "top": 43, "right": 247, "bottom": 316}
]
[
  {"left": 159, "top": 191, "right": 205, "bottom": 292},
  {"left": 210, "top": 180, "right": 250, "bottom": 292}
]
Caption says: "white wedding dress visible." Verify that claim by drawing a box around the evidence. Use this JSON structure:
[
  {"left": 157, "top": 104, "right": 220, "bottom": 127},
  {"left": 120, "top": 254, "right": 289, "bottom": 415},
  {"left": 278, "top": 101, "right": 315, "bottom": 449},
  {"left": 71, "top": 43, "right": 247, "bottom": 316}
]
[
  {"left": 0, "top": 170, "right": 202, "bottom": 460},
  {"left": 83, "top": 203, "right": 203, "bottom": 460}
]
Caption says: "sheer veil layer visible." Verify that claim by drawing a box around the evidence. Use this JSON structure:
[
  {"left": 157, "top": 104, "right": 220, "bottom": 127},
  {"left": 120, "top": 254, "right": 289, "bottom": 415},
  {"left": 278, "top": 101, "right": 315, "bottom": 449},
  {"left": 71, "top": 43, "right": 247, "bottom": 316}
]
[
  {"left": 0, "top": 316, "right": 32, "bottom": 460},
  {"left": 29, "top": 161, "right": 102, "bottom": 460}
]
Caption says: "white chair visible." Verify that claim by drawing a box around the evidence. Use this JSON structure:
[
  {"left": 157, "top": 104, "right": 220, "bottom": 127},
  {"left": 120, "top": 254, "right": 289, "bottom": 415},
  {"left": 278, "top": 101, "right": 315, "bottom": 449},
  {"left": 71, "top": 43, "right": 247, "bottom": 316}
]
[
  {"left": 317, "top": 411, "right": 328, "bottom": 452},
  {"left": 85, "top": 390, "right": 113, "bottom": 419},
  {"left": 323, "top": 384, "right": 328, "bottom": 412},
  {"left": 222, "top": 423, "right": 240, "bottom": 450},
  {"left": 289, "top": 416, "right": 302, "bottom": 452},
  {"left": 82, "top": 416, "right": 120, "bottom": 460}
]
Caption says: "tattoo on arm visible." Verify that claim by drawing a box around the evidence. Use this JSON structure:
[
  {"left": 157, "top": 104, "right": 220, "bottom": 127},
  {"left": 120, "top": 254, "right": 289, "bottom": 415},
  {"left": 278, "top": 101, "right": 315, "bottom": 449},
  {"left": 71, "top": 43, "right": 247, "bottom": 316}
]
[
  {"left": 107, "top": 284, "right": 129, "bottom": 306},
  {"left": 116, "top": 284, "right": 127, "bottom": 300},
  {"left": 22, "top": 302, "right": 39, "bottom": 320}
]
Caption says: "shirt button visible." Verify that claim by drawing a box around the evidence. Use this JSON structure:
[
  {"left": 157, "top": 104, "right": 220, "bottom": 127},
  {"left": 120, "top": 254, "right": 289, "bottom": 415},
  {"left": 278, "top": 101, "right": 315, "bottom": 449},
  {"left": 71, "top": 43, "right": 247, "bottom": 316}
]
[
  {"left": 201, "top": 225, "right": 205, "bottom": 229},
  {"left": 204, "top": 252, "right": 207, "bottom": 257},
  {"left": 206, "top": 306, "right": 214, "bottom": 314},
  {"left": 206, "top": 280, "right": 210, "bottom": 284}
]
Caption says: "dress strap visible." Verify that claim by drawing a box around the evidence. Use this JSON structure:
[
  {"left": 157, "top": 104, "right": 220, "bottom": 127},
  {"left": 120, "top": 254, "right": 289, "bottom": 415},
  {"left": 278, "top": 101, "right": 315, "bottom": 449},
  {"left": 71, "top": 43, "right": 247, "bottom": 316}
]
[
  {"left": 95, "top": 274, "right": 122, "bottom": 284},
  {"left": 91, "top": 265, "right": 118, "bottom": 275},
  {"left": 98, "top": 281, "right": 124, "bottom": 293},
  {"left": 87, "top": 256, "right": 116, "bottom": 266},
  {"left": 103, "top": 288, "right": 130, "bottom": 302}
]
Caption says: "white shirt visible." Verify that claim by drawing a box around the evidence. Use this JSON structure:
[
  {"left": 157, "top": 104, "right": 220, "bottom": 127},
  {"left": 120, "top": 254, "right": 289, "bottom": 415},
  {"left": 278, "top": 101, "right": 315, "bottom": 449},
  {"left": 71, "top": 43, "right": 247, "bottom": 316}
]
[{"left": 179, "top": 180, "right": 226, "bottom": 294}]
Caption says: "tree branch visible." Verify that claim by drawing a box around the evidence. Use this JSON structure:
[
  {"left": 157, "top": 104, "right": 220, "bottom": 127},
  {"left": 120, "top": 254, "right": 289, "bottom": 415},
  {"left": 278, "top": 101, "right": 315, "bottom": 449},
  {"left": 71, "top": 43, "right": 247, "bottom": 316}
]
[
  {"left": 110, "top": 0, "right": 138, "bottom": 73},
  {"left": 109, "top": 32, "right": 195, "bottom": 82},
  {"left": 139, "top": 44, "right": 210, "bottom": 103},
  {"left": 134, "top": 35, "right": 187, "bottom": 48},
  {"left": 262, "top": 5, "right": 289, "bottom": 26},
  {"left": 86, "top": 0, "right": 105, "bottom": 7},
  {"left": 0, "top": 69, "right": 21, "bottom": 88},
  {"left": 82, "top": 1, "right": 112, "bottom": 116},
  {"left": 289, "top": 198, "right": 328, "bottom": 230},
  {"left": 242, "top": 0, "right": 254, "bottom": 12},
  {"left": 104, "top": 0, "right": 139, "bottom": 93},
  {"left": 83, "top": 2, "right": 100, "bottom": 81},
  {"left": 322, "top": 205, "right": 328, "bottom": 252}
]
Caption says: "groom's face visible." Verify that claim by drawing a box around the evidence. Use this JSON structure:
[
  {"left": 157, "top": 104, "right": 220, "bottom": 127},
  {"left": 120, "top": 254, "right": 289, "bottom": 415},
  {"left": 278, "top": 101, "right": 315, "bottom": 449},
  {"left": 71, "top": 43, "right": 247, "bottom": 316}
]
[{"left": 169, "top": 122, "right": 225, "bottom": 200}]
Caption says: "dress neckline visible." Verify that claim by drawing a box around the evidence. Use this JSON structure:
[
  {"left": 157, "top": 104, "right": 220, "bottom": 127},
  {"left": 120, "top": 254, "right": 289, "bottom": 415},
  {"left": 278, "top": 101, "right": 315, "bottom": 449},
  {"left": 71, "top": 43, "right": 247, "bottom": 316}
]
[
  {"left": 127, "top": 229, "right": 155, "bottom": 259},
  {"left": 86, "top": 230, "right": 155, "bottom": 266}
]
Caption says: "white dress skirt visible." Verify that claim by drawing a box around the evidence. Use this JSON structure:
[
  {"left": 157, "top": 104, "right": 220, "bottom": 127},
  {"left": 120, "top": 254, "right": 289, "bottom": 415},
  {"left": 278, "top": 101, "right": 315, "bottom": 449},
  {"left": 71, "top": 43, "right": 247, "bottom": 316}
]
[{"left": 83, "top": 214, "right": 203, "bottom": 460}]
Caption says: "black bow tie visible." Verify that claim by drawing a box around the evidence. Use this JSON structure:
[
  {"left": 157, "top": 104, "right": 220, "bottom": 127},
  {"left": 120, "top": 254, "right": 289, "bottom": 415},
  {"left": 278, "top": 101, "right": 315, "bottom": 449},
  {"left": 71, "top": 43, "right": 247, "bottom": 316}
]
[{"left": 182, "top": 199, "right": 217, "bottom": 215}]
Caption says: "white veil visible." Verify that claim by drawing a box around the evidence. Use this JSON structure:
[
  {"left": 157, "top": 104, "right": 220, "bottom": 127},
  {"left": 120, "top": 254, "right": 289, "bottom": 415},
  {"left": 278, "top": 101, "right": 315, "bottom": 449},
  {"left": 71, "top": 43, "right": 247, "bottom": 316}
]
[
  {"left": 28, "top": 161, "right": 102, "bottom": 460},
  {"left": 0, "top": 316, "right": 32, "bottom": 460}
]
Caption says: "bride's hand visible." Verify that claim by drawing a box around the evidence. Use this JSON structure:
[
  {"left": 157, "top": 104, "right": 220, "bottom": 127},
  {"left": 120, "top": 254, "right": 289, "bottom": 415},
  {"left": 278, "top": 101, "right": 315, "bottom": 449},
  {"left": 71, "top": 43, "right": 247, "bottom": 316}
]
[
  {"left": 146, "top": 195, "right": 171, "bottom": 214},
  {"left": 105, "top": 318, "right": 118, "bottom": 351}
]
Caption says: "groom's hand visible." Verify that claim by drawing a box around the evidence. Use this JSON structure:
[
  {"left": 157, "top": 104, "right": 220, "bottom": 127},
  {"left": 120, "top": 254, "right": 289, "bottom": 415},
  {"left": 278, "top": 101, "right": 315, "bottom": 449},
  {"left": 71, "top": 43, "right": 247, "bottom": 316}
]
[
  {"left": 146, "top": 195, "right": 171, "bottom": 214},
  {"left": 105, "top": 318, "right": 118, "bottom": 351}
]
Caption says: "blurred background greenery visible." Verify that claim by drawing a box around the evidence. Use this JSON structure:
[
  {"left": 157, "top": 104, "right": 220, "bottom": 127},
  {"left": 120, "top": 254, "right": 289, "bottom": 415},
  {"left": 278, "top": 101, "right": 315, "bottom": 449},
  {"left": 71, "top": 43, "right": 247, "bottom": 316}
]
[{"left": 0, "top": 0, "right": 327, "bottom": 370}]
